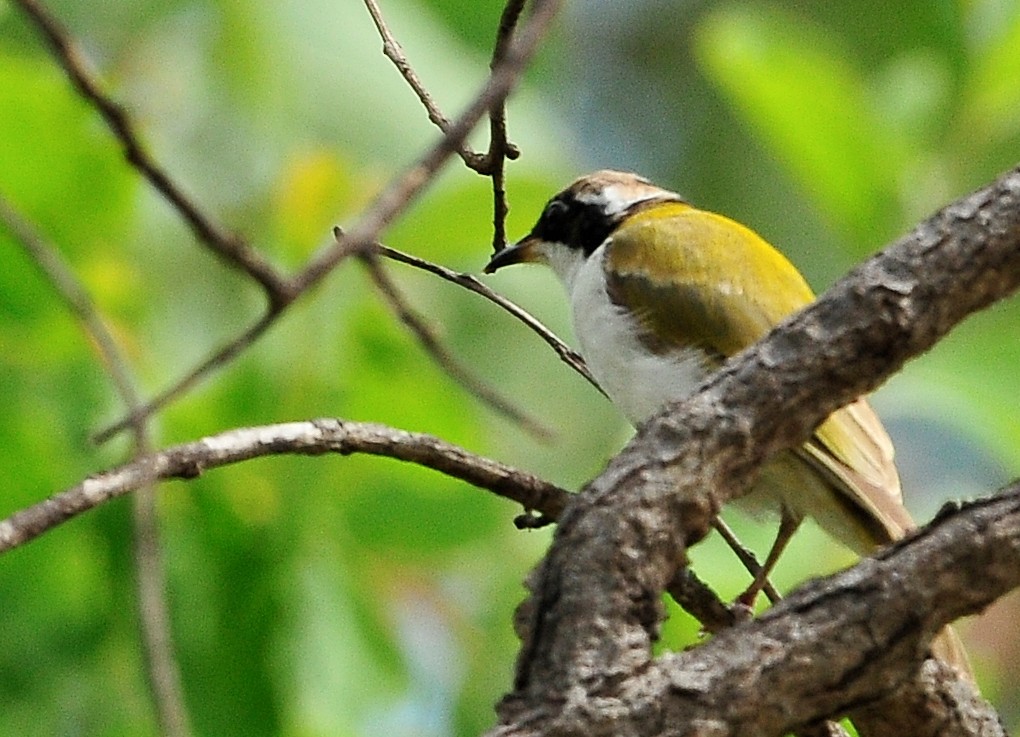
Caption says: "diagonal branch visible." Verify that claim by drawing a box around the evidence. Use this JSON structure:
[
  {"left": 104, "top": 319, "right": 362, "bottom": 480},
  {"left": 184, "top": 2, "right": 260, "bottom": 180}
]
[
  {"left": 94, "top": 0, "right": 563, "bottom": 444},
  {"left": 0, "top": 419, "right": 570, "bottom": 555},
  {"left": 481, "top": 0, "right": 526, "bottom": 251},
  {"left": 357, "top": 247, "right": 554, "bottom": 440},
  {"left": 291, "top": 0, "right": 562, "bottom": 293},
  {"left": 362, "top": 0, "right": 478, "bottom": 167},
  {"left": 362, "top": 0, "right": 525, "bottom": 249},
  {"left": 374, "top": 243, "right": 603, "bottom": 393},
  {"left": 494, "top": 487, "right": 1020, "bottom": 736},
  {"left": 94, "top": 311, "right": 279, "bottom": 443},
  {"left": 10, "top": 0, "right": 291, "bottom": 305},
  {"left": 0, "top": 194, "right": 194, "bottom": 737}
]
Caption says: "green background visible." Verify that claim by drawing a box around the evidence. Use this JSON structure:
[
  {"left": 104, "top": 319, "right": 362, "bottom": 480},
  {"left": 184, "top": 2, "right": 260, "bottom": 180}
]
[{"left": 1, "top": 0, "right": 1018, "bottom": 734}]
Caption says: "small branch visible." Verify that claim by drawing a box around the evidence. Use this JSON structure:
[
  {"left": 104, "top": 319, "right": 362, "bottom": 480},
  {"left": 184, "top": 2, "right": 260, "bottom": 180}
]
[
  {"left": 0, "top": 193, "right": 138, "bottom": 405},
  {"left": 664, "top": 568, "right": 738, "bottom": 635},
  {"left": 0, "top": 419, "right": 570, "bottom": 555},
  {"left": 94, "top": 311, "right": 279, "bottom": 443},
  {"left": 132, "top": 492, "right": 193, "bottom": 737},
  {"left": 292, "top": 0, "right": 562, "bottom": 293},
  {"left": 356, "top": 245, "right": 554, "bottom": 440},
  {"left": 10, "top": 0, "right": 290, "bottom": 305},
  {"left": 711, "top": 517, "right": 781, "bottom": 604},
  {"left": 362, "top": 0, "right": 481, "bottom": 168},
  {"left": 374, "top": 243, "right": 604, "bottom": 395},
  {"left": 482, "top": 0, "right": 527, "bottom": 251},
  {"left": 0, "top": 195, "right": 194, "bottom": 737},
  {"left": 94, "top": 0, "right": 562, "bottom": 444}
]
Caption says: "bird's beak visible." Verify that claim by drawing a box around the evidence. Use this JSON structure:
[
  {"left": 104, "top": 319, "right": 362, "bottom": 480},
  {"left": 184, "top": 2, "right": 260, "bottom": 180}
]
[{"left": 484, "top": 235, "right": 542, "bottom": 274}]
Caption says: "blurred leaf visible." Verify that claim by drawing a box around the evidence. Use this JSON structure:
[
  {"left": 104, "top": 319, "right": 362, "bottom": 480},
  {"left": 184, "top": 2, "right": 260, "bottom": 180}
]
[
  {"left": 0, "top": 53, "right": 135, "bottom": 246},
  {"left": 694, "top": 6, "right": 906, "bottom": 243},
  {"left": 960, "top": 3, "right": 1020, "bottom": 141}
]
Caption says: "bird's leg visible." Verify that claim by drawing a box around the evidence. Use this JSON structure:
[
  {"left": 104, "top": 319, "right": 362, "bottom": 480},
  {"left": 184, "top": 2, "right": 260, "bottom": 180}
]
[
  {"left": 711, "top": 518, "right": 782, "bottom": 605},
  {"left": 736, "top": 510, "right": 802, "bottom": 608}
]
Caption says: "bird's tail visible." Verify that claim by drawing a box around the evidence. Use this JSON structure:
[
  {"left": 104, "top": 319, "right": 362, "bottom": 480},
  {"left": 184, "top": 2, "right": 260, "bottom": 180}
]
[{"left": 931, "top": 624, "right": 974, "bottom": 682}]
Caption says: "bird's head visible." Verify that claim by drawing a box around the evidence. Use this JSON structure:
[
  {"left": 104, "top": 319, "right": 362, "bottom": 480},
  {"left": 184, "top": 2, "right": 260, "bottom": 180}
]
[{"left": 484, "top": 170, "right": 686, "bottom": 284}]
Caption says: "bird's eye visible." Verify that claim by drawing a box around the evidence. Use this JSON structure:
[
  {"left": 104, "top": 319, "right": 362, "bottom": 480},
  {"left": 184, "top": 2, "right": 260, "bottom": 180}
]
[
  {"left": 537, "top": 199, "right": 571, "bottom": 242},
  {"left": 543, "top": 199, "right": 569, "bottom": 226}
]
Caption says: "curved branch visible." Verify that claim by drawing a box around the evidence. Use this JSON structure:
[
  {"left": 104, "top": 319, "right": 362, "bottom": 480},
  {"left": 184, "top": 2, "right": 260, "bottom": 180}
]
[
  {"left": 0, "top": 419, "right": 570, "bottom": 555},
  {"left": 291, "top": 0, "right": 563, "bottom": 292},
  {"left": 494, "top": 486, "right": 1020, "bottom": 736},
  {"left": 93, "top": 0, "right": 564, "bottom": 443},
  {"left": 94, "top": 311, "right": 278, "bottom": 443},
  {"left": 374, "top": 243, "right": 604, "bottom": 395},
  {"left": 357, "top": 248, "right": 554, "bottom": 440}
]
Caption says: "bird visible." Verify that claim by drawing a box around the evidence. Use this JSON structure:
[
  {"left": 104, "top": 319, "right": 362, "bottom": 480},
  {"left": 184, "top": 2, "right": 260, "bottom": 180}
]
[{"left": 484, "top": 169, "right": 971, "bottom": 678}]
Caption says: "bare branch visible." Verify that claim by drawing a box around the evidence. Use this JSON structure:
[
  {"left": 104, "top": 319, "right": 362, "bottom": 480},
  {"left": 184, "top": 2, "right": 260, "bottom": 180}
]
[
  {"left": 357, "top": 247, "right": 554, "bottom": 440},
  {"left": 495, "top": 488, "right": 1020, "bottom": 736},
  {"left": 0, "top": 195, "right": 193, "bottom": 737},
  {"left": 374, "top": 243, "right": 604, "bottom": 394},
  {"left": 0, "top": 419, "right": 570, "bottom": 555},
  {"left": 292, "top": 0, "right": 563, "bottom": 293},
  {"left": 482, "top": 0, "right": 527, "bottom": 251},
  {"left": 94, "top": 311, "right": 279, "bottom": 443},
  {"left": 132, "top": 491, "right": 193, "bottom": 737},
  {"left": 94, "top": 0, "right": 562, "bottom": 443},
  {"left": 0, "top": 193, "right": 140, "bottom": 404},
  {"left": 362, "top": 0, "right": 477, "bottom": 166},
  {"left": 362, "top": 0, "right": 525, "bottom": 248},
  {"left": 10, "top": 0, "right": 291, "bottom": 305}
]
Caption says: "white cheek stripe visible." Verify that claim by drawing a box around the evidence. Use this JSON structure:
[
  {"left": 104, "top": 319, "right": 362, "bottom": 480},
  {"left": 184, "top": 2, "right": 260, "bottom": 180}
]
[{"left": 576, "top": 185, "right": 657, "bottom": 218}]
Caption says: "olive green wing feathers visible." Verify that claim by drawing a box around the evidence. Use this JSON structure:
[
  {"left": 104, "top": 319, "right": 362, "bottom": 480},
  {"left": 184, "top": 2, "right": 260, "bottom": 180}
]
[
  {"left": 605, "top": 203, "right": 814, "bottom": 357},
  {"left": 606, "top": 203, "right": 911, "bottom": 548}
]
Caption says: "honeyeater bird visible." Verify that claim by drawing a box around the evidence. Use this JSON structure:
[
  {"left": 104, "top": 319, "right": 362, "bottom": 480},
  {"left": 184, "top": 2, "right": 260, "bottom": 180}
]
[{"left": 484, "top": 169, "right": 971, "bottom": 678}]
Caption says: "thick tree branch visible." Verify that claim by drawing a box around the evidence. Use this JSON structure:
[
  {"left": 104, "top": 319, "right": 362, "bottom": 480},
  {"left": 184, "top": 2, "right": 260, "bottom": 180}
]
[
  {"left": 498, "top": 164, "right": 1020, "bottom": 733},
  {"left": 495, "top": 487, "right": 1019, "bottom": 736},
  {"left": 0, "top": 419, "right": 569, "bottom": 555}
]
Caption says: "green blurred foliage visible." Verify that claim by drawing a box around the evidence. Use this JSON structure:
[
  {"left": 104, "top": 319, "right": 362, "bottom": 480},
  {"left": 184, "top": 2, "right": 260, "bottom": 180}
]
[{"left": 0, "top": 0, "right": 1017, "bottom": 735}]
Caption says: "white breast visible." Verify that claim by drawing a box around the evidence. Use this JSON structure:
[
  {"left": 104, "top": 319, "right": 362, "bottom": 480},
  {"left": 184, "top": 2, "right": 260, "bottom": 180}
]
[{"left": 562, "top": 245, "right": 709, "bottom": 427}]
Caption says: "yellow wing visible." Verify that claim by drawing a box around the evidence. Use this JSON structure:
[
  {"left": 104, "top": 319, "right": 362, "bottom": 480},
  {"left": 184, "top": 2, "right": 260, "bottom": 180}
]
[{"left": 606, "top": 202, "right": 912, "bottom": 550}]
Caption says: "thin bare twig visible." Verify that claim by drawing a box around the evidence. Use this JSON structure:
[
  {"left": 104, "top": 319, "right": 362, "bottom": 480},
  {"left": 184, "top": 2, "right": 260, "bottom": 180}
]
[
  {"left": 356, "top": 246, "right": 554, "bottom": 440},
  {"left": 0, "top": 419, "right": 571, "bottom": 555},
  {"left": 132, "top": 493, "right": 193, "bottom": 737},
  {"left": 10, "top": 0, "right": 290, "bottom": 305},
  {"left": 94, "top": 311, "right": 279, "bottom": 443},
  {"left": 711, "top": 517, "right": 781, "bottom": 604},
  {"left": 293, "top": 0, "right": 562, "bottom": 292},
  {"left": 363, "top": 0, "right": 525, "bottom": 248},
  {"left": 483, "top": 0, "right": 527, "bottom": 251},
  {"left": 0, "top": 194, "right": 138, "bottom": 404},
  {"left": 0, "top": 194, "right": 194, "bottom": 737},
  {"left": 374, "top": 243, "right": 604, "bottom": 394},
  {"left": 362, "top": 0, "right": 481, "bottom": 168}
]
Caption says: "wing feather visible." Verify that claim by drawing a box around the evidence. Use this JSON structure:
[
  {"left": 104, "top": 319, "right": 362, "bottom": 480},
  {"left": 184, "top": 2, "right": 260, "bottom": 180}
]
[{"left": 607, "top": 203, "right": 910, "bottom": 549}]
